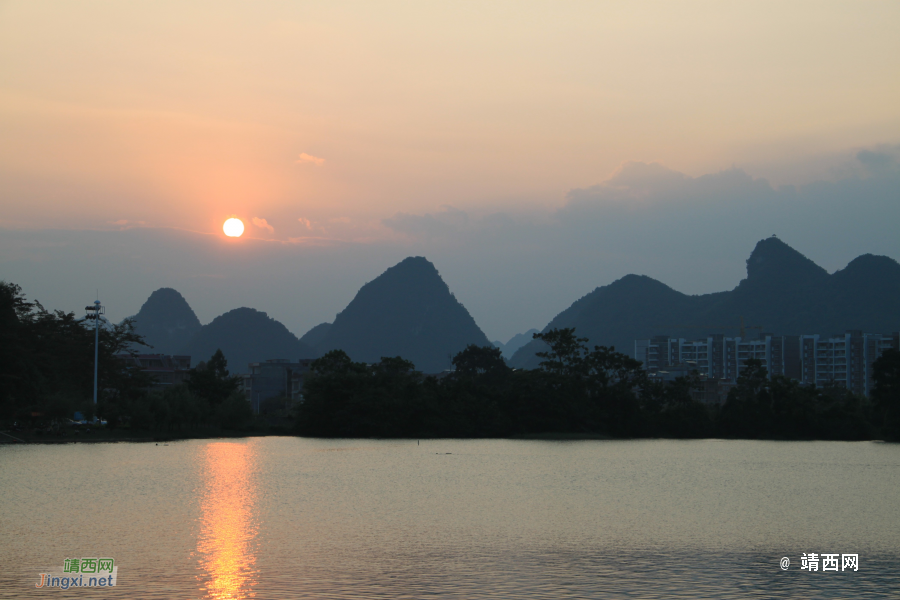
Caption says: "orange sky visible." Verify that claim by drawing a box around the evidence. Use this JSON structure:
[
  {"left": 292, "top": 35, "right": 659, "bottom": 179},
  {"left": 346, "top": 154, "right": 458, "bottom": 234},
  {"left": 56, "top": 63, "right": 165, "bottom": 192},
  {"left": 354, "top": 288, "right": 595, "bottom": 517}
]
[
  {"left": 3, "top": 1, "right": 900, "bottom": 342},
  {"left": 2, "top": 0, "right": 899, "bottom": 241}
]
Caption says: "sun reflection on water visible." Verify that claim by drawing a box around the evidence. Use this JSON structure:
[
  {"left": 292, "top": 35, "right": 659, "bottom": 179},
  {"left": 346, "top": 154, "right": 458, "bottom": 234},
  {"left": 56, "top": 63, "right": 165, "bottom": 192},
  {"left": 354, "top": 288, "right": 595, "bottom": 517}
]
[{"left": 197, "top": 442, "right": 259, "bottom": 599}]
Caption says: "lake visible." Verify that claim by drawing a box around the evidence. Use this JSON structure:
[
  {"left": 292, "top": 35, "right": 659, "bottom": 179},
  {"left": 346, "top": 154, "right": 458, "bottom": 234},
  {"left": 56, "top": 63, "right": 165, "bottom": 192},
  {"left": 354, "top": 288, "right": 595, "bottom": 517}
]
[{"left": 1, "top": 438, "right": 898, "bottom": 599}]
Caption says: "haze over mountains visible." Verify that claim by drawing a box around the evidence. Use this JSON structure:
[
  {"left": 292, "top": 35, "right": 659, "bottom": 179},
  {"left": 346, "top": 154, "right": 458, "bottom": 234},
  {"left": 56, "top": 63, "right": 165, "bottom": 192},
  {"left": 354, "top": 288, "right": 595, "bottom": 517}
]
[
  {"left": 130, "top": 292, "right": 314, "bottom": 370},
  {"left": 130, "top": 256, "right": 492, "bottom": 373},
  {"left": 128, "top": 239, "right": 899, "bottom": 374},
  {"left": 493, "top": 329, "right": 539, "bottom": 360},
  {"left": 181, "top": 308, "right": 315, "bottom": 374},
  {"left": 509, "top": 237, "right": 900, "bottom": 368}
]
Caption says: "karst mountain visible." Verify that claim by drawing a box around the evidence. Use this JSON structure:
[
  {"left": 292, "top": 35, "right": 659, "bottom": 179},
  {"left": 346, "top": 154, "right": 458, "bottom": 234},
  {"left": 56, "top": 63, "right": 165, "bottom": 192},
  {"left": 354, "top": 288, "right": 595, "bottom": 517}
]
[
  {"left": 509, "top": 237, "right": 900, "bottom": 368},
  {"left": 315, "top": 256, "right": 491, "bottom": 372}
]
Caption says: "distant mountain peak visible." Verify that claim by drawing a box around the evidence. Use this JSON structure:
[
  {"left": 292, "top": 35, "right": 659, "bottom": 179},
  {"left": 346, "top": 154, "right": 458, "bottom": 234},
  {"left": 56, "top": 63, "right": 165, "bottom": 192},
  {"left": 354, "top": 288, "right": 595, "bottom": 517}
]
[
  {"left": 138, "top": 288, "right": 199, "bottom": 322},
  {"left": 510, "top": 237, "right": 900, "bottom": 369},
  {"left": 841, "top": 253, "right": 900, "bottom": 274},
  {"left": 363, "top": 256, "right": 447, "bottom": 292},
  {"left": 130, "top": 287, "right": 201, "bottom": 354},
  {"left": 741, "top": 237, "right": 828, "bottom": 288},
  {"left": 182, "top": 306, "right": 313, "bottom": 371},
  {"left": 606, "top": 274, "right": 678, "bottom": 294},
  {"left": 317, "top": 256, "right": 491, "bottom": 373},
  {"left": 397, "top": 255, "right": 436, "bottom": 269}
]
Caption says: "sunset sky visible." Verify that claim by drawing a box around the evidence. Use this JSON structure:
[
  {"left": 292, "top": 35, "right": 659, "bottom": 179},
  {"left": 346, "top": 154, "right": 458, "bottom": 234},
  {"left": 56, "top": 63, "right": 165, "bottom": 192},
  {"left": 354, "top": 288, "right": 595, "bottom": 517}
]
[{"left": 2, "top": 1, "right": 899, "bottom": 343}]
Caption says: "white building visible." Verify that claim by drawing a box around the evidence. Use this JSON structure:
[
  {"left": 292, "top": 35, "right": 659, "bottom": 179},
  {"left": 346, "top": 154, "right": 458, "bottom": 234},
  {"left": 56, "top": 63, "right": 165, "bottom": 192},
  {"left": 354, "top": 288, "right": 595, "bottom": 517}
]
[{"left": 636, "top": 330, "right": 898, "bottom": 396}]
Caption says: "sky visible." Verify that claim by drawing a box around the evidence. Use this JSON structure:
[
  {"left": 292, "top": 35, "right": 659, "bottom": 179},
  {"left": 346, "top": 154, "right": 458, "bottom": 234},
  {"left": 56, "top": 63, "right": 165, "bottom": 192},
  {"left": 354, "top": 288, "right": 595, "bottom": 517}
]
[{"left": 1, "top": 1, "right": 899, "bottom": 343}]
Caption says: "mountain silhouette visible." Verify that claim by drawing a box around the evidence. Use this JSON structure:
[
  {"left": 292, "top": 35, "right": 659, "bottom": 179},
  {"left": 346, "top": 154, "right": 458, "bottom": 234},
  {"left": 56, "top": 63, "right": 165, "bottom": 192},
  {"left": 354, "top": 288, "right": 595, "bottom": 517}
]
[
  {"left": 315, "top": 256, "right": 491, "bottom": 372},
  {"left": 494, "top": 328, "right": 539, "bottom": 360},
  {"left": 128, "top": 288, "right": 201, "bottom": 355},
  {"left": 299, "top": 322, "right": 331, "bottom": 350},
  {"left": 181, "top": 307, "right": 315, "bottom": 373},
  {"left": 509, "top": 237, "right": 900, "bottom": 368}
]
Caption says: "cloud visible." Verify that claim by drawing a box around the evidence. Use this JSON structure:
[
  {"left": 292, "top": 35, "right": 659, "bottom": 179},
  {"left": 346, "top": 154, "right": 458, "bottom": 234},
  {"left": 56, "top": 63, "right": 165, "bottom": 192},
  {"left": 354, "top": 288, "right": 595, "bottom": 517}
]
[
  {"left": 383, "top": 206, "right": 469, "bottom": 238},
  {"left": 376, "top": 149, "right": 900, "bottom": 333},
  {"left": 296, "top": 153, "right": 325, "bottom": 167},
  {"left": 252, "top": 217, "right": 274, "bottom": 233},
  {"left": 605, "top": 161, "right": 687, "bottom": 193},
  {"left": 5, "top": 144, "right": 900, "bottom": 348},
  {"left": 856, "top": 145, "right": 900, "bottom": 176},
  {"left": 108, "top": 219, "right": 148, "bottom": 230}
]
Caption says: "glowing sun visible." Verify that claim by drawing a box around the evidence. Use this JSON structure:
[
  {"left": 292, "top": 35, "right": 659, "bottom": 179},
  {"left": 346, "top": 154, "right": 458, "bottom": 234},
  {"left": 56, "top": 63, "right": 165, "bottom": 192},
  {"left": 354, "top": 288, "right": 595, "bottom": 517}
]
[{"left": 223, "top": 218, "right": 244, "bottom": 237}]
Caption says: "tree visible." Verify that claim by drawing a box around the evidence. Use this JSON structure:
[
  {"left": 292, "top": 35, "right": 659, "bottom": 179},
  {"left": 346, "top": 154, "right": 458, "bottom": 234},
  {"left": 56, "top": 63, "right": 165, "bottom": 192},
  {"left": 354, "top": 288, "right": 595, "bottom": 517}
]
[
  {"left": 187, "top": 349, "right": 240, "bottom": 407},
  {"left": 452, "top": 345, "right": 509, "bottom": 378},
  {"left": 0, "top": 281, "right": 150, "bottom": 423},
  {"left": 719, "top": 358, "right": 772, "bottom": 437},
  {"left": 873, "top": 349, "right": 900, "bottom": 440},
  {"left": 218, "top": 391, "right": 254, "bottom": 430},
  {"left": 0, "top": 282, "right": 39, "bottom": 414},
  {"left": 534, "top": 328, "right": 588, "bottom": 377}
]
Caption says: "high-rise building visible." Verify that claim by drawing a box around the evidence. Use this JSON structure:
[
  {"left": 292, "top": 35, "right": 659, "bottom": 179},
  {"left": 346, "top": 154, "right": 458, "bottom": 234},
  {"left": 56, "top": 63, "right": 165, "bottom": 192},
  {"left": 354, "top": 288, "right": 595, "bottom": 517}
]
[
  {"left": 636, "top": 334, "right": 795, "bottom": 380},
  {"left": 800, "top": 331, "right": 896, "bottom": 396},
  {"left": 636, "top": 330, "right": 897, "bottom": 396}
]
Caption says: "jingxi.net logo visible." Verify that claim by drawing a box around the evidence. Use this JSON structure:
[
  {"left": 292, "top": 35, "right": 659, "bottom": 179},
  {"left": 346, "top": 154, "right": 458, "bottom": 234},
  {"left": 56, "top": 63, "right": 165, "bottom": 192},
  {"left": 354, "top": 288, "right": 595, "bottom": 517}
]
[{"left": 35, "top": 558, "right": 117, "bottom": 589}]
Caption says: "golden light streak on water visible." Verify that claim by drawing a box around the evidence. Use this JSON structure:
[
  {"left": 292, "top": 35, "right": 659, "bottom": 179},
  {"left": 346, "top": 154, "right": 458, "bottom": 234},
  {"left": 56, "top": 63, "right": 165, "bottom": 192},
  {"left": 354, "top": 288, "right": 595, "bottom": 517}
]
[{"left": 197, "top": 442, "right": 259, "bottom": 599}]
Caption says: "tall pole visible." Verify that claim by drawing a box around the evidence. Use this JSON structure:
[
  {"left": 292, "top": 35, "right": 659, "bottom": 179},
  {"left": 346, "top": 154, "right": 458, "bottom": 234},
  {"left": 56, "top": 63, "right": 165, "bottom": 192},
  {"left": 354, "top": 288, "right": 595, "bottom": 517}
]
[{"left": 93, "top": 299, "right": 100, "bottom": 405}]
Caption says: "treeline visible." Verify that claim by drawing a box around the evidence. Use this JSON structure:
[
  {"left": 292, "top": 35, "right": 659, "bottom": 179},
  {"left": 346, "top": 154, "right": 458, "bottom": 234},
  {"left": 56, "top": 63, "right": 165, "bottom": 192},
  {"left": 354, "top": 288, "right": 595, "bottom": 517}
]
[
  {"left": 1, "top": 281, "right": 144, "bottom": 422},
  {"left": 4, "top": 280, "right": 899, "bottom": 440},
  {"left": 296, "top": 328, "right": 900, "bottom": 441},
  {"left": 100, "top": 350, "right": 256, "bottom": 433},
  {"left": 1, "top": 282, "right": 254, "bottom": 432}
]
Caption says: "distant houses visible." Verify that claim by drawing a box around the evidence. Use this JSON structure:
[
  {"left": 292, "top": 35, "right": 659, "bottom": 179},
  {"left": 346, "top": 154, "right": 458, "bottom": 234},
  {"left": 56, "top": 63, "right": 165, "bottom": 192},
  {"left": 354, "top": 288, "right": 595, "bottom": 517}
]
[
  {"left": 116, "top": 353, "right": 192, "bottom": 387},
  {"left": 635, "top": 330, "right": 899, "bottom": 399},
  {"left": 118, "top": 352, "right": 314, "bottom": 414},
  {"left": 239, "top": 359, "right": 314, "bottom": 414}
]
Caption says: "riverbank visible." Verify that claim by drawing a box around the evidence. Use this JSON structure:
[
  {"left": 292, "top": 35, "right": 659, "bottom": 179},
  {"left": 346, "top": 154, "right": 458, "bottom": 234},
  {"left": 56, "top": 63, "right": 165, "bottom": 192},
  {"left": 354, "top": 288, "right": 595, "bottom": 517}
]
[
  {"left": 4, "top": 428, "right": 892, "bottom": 444},
  {"left": 0, "top": 427, "right": 290, "bottom": 444}
]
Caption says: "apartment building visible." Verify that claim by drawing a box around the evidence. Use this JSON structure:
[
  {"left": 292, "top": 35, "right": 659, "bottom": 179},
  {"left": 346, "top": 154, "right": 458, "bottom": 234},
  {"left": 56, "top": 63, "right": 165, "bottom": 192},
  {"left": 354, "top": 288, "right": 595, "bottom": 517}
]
[
  {"left": 635, "top": 334, "right": 799, "bottom": 381},
  {"left": 636, "top": 330, "right": 897, "bottom": 396},
  {"left": 240, "top": 358, "right": 315, "bottom": 413},
  {"left": 799, "top": 331, "right": 897, "bottom": 396}
]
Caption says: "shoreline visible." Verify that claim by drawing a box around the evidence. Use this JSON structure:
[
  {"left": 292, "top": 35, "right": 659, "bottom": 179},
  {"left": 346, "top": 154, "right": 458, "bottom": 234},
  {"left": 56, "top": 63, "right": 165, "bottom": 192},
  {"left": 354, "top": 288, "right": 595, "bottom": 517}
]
[{"left": 3, "top": 430, "right": 889, "bottom": 444}]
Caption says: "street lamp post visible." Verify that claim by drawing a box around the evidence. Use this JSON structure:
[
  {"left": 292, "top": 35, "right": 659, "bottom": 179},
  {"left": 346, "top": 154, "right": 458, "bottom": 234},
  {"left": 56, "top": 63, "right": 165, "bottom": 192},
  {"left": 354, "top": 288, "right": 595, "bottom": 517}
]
[{"left": 84, "top": 300, "right": 104, "bottom": 405}]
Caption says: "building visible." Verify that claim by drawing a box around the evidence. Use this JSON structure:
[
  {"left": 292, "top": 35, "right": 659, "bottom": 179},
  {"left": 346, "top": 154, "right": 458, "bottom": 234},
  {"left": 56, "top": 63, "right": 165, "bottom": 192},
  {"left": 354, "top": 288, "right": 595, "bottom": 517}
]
[
  {"left": 799, "top": 331, "right": 897, "bottom": 397},
  {"left": 636, "top": 333, "right": 799, "bottom": 381},
  {"left": 241, "top": 358, "right": 315, "bottom": 414},
  {"left": 636, "top": 330, "right": 898, "bottom": 397},
  {"left": 115, "top": 353, "right": 192, "bottom": 387}
]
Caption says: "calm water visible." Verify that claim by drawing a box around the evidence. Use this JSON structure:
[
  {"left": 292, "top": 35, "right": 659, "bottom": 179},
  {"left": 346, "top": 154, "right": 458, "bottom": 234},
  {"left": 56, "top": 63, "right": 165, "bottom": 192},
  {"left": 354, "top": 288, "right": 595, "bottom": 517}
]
[{"left": 1, "top": 438, "right": 898, "bottom": 599}]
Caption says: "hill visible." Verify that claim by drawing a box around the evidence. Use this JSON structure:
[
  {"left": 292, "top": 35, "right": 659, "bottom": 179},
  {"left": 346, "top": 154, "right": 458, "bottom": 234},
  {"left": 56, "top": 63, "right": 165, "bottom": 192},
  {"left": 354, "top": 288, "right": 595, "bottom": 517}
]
[
  {"left": 128, "top": 288, "right": 201, "bottom": 355},
  {"left": 494, "top": 329, "right": 539, "bottom": 360},
  {"left": 181, "top": 307, "right": 315, "bottom": 373},
  {"left": 509, "top": 237, "right": 900, "bottom": 368},
  {"left": 315, "top": 257, "right": 492, "bottom": 373},
  {"left": 299, "top": 322, "right": 331, "bottom": 350}
]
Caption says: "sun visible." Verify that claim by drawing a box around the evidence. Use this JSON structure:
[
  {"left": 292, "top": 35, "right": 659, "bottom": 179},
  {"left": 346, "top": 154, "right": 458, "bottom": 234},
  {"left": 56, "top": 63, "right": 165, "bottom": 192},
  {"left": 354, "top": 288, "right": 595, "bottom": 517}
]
[{"left": 223, "top": 218, "right": 244, "bottom": 237}]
